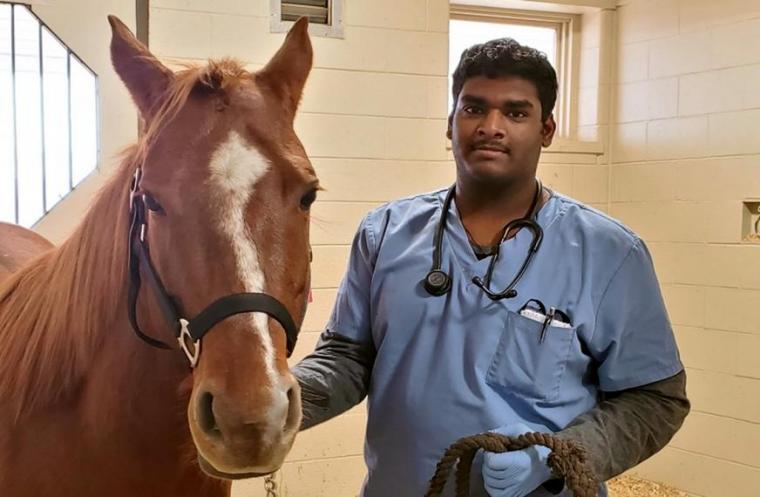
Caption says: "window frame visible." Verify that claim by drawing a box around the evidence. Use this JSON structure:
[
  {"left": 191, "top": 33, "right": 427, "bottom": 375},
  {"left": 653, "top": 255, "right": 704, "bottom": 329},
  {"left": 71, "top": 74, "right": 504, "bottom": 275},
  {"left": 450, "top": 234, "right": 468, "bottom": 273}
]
[
  {"left": 449, "top": 4, "right": 581, "bottom": 138},
  {"left": 0, "top": 2, "right": 100, "bottom": 227},
  {"left": 270, "top": 0, "right": 344, "bottom": 39}
]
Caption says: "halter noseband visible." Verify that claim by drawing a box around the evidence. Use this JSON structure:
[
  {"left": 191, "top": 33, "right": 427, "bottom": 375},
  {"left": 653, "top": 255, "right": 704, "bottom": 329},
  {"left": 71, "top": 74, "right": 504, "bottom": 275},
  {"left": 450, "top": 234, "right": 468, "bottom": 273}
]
[{"left": 127, "top": 168, "right": 300, "bottom": 367}]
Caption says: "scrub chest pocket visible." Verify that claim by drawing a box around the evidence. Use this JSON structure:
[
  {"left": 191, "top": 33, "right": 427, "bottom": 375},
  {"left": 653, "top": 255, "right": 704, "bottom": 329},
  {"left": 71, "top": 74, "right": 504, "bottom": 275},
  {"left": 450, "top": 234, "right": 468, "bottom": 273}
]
[{"left": 487, "top": 310, "right": 576, "bottom": 403}]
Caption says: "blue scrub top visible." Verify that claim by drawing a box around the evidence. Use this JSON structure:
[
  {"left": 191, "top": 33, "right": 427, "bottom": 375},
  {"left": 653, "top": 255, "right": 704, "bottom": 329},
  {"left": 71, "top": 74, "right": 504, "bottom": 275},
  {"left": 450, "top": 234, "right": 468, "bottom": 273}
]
[{"left": 328, "top": 188, "right": 683, "bottom": 497}]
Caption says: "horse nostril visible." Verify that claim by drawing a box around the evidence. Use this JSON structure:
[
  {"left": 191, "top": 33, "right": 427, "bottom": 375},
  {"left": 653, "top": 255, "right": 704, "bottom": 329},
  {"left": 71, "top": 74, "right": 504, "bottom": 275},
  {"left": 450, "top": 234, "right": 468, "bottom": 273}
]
[
  {"left": 198, "top": 391, "right": 221, "bottom": 439},
  {"left": 284, "top": 386, "right": 299, "bottom": 431}
]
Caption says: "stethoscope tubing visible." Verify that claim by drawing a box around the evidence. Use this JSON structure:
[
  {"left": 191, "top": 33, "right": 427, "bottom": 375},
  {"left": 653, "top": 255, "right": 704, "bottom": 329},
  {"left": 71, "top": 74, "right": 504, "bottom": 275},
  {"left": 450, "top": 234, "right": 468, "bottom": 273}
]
[{"left": 424, "top": 178, "right": 545, "bottom": 300}]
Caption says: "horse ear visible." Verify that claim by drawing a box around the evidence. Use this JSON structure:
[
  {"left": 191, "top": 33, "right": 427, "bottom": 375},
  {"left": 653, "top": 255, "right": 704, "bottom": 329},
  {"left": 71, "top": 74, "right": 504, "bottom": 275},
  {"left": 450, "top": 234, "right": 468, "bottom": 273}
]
[
  {"left": 258, "top": 17, "right": 313, "bottom": 117},
  {"left": 108, "top": 15, "right": 173, "bottom": 119}
]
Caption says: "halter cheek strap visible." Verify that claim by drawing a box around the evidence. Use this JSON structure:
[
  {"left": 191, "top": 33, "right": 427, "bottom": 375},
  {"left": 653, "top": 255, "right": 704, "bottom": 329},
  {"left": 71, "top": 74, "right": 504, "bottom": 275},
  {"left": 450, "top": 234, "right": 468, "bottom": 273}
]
[{"left": 127, "top": 168, "right": 299, "bottom": 367}]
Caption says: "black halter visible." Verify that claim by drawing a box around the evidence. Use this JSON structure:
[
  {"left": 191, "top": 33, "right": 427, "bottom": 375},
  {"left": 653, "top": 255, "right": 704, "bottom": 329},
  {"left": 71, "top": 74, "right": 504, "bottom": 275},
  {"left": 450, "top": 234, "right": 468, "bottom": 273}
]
[{"left": 127, "top": 168, "right": 299, "bottom": 367}]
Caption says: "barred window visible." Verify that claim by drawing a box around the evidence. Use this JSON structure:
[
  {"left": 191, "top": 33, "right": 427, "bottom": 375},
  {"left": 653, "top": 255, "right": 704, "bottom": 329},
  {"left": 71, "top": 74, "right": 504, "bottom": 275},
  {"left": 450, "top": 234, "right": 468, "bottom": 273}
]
[
  {"left": 0, "top": 3, "right": 98, "bottom": 227},
  {"left": 281, "top": 0, "right": 329, "bottom": 24},
  {"left": 271, "top": 0, "right": 343, "bottom": 38}
]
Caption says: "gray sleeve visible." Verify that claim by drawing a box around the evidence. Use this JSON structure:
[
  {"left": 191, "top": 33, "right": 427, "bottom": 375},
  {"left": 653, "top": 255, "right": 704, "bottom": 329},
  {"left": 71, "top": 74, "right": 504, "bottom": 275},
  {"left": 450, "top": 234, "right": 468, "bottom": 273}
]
[
  {"left": 291, "top": 329, "right": 376, "bottom": 430},
  {"left": 555, "top": 369, "right": 690, "bottom": 482}
]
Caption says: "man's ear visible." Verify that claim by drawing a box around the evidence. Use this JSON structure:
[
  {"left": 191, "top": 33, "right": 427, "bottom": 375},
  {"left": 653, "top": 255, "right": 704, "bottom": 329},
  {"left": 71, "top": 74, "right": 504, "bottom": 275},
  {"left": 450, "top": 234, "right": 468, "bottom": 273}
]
[
  {"left": 446, "top": 114, "right": 453, "bottom": 140},
  {"left": 541, "top": 114, "right": 557, "bottom": 148}
]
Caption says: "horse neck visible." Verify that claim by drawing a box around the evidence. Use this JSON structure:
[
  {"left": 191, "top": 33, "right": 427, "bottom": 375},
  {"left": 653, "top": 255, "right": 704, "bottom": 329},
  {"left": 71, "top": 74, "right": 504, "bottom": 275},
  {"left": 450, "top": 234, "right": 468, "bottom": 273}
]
[
  {"left": 0, "top": 158, "right": 182, "bottom": 419},
  {"left": 0, "top": 158, "right": 218, "bottom": 493},
  {"left": 47, "top": 160, "right": 194, "bottom": 421}
]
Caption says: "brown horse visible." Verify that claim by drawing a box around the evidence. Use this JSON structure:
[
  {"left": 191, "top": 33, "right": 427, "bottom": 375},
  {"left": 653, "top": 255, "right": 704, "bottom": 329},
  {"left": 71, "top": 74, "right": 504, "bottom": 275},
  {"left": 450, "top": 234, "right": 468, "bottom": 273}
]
[
  {"left": 0, "top": 222, "right": 54, "bottom": 281},
  {"left": 0, "top": 15, "right": 317, "bottom": 497}
]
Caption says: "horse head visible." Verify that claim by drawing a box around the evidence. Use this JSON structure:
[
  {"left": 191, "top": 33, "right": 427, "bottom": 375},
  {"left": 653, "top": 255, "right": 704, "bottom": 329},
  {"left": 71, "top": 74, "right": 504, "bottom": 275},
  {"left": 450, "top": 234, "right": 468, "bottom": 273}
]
[{"left": 109, "top": 15, "right": 316, "bottom": 479}]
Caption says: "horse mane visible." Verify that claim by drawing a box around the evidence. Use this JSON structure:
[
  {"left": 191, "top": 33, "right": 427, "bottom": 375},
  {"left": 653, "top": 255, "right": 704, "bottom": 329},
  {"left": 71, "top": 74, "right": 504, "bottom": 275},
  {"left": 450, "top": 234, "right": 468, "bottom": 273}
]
[{"left": 0, "top": 58, "right": 250, "bottom": 420}]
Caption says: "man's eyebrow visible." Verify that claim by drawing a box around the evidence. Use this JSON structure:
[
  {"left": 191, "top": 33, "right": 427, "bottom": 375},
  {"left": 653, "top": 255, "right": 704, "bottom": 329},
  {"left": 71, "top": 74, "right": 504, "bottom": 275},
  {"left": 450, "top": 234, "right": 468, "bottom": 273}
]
[
  {"left": 503, "top": 99, "right": 534, "bottom": 109},
  {"left": 459, "top": 94, "right": 488, "bottom": 106},
  {"left": 458, "top": 95, "right": 535, "bottom": 110}
]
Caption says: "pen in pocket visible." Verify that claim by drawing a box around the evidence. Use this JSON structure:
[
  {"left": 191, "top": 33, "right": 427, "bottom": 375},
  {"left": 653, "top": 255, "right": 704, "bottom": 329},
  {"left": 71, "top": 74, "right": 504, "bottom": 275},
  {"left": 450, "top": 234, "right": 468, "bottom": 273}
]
[{"left": 518, "top": 299, "right": 571, "bottom": 344}]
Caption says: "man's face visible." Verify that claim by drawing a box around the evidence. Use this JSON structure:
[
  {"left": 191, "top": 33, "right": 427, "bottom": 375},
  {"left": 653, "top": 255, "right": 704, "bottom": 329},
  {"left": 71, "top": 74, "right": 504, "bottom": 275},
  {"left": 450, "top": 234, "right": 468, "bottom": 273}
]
[{"left": 447, "top": 75, "right": 556, "bottom": 185}]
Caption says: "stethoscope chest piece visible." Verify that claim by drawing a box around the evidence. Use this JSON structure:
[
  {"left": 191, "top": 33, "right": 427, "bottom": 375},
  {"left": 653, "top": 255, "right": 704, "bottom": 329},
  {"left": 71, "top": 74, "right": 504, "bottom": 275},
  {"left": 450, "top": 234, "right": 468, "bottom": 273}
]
[{"left": 424, "top": 269, "right": 452, "bottom": 296}]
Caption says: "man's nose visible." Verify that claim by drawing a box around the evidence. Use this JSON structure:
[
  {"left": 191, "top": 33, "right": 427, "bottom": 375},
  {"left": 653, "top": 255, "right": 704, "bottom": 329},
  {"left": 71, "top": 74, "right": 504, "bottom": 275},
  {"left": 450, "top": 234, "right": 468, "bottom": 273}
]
[{"left": 477, "top": 109, "right": 506, "bottom": 139}]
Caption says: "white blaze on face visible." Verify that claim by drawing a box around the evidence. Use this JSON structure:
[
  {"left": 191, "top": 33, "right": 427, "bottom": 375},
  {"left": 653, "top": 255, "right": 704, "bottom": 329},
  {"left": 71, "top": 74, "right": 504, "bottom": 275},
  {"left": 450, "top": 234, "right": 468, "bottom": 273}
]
[{"left": 207, "top": 131, "right": 288, "bottom": 443}]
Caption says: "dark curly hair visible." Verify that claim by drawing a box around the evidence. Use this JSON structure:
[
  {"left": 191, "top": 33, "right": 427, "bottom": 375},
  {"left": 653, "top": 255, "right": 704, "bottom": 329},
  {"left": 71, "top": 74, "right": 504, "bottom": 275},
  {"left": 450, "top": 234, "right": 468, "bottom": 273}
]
[{"left": 451, "top": 38, "right": 558, "bottom": 121}]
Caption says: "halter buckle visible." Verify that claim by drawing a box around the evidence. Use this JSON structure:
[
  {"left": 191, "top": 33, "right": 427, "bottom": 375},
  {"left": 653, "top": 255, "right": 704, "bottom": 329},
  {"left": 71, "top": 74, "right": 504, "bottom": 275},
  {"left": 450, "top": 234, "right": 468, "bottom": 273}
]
[
  {"left": 129, "top": 168, "right": 142, "bottom": 211},
  {"left": 178, "top": 318, "right": 201, "bottom": 368}
]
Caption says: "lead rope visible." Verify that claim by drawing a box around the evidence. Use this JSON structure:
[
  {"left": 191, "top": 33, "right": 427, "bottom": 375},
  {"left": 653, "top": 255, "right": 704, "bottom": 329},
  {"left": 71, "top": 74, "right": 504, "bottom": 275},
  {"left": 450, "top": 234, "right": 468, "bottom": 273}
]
[
  {"left": 260, "top": 433, "right": 597, "bottom": 497},
  {"left": 264, "top": 473, "right": 278, "bottom": 497},
  {"left": 424, "top": 432, "right": 598, "bottom": 497}
]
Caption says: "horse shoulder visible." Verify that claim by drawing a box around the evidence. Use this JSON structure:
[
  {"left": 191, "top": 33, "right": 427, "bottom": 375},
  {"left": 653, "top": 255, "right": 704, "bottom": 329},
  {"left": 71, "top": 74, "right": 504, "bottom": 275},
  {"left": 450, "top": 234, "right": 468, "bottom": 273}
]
[{"left": 0, "top": 223, "right": 54, "bottom": 283}]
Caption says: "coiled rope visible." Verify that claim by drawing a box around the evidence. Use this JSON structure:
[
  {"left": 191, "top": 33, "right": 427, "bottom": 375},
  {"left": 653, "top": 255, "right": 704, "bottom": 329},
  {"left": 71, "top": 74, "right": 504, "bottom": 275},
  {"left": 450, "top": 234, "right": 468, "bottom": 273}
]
[{"left": 424, "top": 432, "right": 598, "bottom": 497}]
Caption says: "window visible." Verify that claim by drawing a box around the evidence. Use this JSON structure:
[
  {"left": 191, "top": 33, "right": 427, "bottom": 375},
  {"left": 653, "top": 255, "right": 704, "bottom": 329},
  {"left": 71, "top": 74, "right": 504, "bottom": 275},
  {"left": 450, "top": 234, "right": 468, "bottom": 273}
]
[
  {"left": 281, "top": 0, "right": 329, "bottom": 24},
  {"left": 0, "top": 3, "right": 98, "bottom": 227},
  {"left": 271, "top": 0, "right": 343, "bottom": 38},
  {"left": 449, "top": 5, "right": 579, "bottom": 137}
]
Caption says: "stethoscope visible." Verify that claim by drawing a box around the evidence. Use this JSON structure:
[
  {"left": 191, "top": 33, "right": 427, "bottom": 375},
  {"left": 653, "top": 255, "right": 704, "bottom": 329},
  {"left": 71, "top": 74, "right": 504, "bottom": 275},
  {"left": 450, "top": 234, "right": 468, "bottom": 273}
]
[{"left": 424, "top": 178, "right": 544, "bottom": 300}]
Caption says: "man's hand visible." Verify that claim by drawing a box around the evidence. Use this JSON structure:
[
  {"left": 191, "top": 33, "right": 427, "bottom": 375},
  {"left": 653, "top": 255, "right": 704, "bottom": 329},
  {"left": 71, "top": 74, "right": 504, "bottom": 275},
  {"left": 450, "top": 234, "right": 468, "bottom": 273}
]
[{"left": 482, "top": 423, "right": 553, "bottom": 497}]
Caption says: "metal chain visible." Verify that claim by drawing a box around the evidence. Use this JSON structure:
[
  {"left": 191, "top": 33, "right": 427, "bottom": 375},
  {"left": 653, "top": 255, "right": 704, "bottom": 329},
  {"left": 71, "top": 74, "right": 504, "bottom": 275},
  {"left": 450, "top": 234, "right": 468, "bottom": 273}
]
[{"left": 264, "top": 472, "right": 278, "bottom": 497}]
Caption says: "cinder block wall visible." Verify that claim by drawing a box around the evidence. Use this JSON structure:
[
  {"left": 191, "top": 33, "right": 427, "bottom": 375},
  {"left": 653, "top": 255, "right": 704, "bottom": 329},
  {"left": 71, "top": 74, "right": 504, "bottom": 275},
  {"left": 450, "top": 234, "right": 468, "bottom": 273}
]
[{"left": 610, "top": 1, "right": 760, "bottom": 495}]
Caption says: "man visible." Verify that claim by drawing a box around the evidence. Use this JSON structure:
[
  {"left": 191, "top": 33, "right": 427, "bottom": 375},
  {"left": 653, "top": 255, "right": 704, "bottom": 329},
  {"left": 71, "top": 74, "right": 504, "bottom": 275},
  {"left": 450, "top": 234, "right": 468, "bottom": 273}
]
[{"left": 293, "top": 38, "right": 689, "bottom": 497}]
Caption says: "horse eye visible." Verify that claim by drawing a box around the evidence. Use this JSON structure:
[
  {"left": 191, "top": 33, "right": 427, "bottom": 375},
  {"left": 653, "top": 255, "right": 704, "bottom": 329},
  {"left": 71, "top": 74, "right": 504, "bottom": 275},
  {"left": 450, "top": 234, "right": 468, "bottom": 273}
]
[
  {"left": 143, "top": 194, "right": 165, "bottom": 215},
  {"left": 299, "top": 189, "right": 317, "bottom": 211}
]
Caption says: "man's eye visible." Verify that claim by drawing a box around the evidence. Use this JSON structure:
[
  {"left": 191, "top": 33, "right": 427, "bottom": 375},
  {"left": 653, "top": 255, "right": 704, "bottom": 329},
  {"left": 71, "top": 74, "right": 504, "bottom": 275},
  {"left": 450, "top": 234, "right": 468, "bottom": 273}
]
[{"left": 463, "top": 105, "right": 482, "bottom": 114}]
